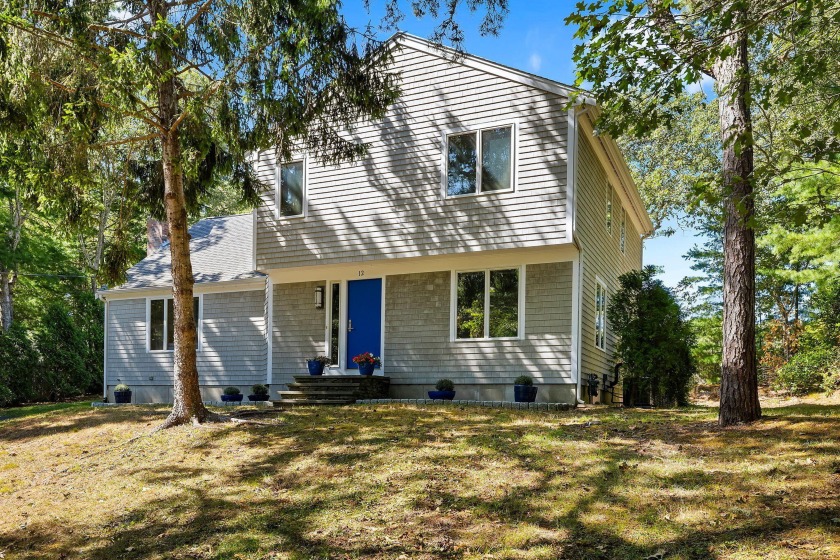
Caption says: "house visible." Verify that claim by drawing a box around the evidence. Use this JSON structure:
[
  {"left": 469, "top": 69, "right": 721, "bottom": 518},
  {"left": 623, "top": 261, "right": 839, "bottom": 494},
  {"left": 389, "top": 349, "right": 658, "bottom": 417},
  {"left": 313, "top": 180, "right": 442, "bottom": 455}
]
[{"left": 98, "top": 34, "right": 653, "bottom": 404}]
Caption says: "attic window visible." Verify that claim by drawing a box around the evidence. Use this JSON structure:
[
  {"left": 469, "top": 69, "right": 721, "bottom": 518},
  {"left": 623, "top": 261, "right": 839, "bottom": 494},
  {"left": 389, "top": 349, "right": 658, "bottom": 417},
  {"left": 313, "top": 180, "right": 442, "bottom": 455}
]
[{"left": 445, "top": 125, "right": 514, "bottom": 197}]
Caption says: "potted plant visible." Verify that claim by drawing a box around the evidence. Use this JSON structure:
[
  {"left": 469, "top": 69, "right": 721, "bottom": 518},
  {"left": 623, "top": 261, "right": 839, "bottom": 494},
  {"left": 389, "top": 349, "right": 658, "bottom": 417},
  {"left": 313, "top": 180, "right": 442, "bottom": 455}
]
[
  {"left": 248, "top": 384, "right": 270, "bottom": 401},
  {"left": 352, "top": 352, "right": 381, "bottom": 375},
  {"left": 514, "top": 375, "right": 538, "bottom": 403},
  {"left": 221, "top": 386, "right": 243, "bottom": 402},
  {"left": 428, "top": 378, "right": 456, "bottom": 400},
  {"left": 114, "top": 383, "right": 132, "bottom": 404},
  {"left": 307, "top": 355, "right": 330, "bottom": 375}
]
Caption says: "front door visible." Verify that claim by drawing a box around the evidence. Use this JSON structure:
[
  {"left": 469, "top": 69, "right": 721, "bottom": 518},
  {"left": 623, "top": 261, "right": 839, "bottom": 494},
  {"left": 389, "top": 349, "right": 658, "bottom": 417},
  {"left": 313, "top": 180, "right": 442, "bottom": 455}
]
[{"left": 346, "top": 278, "right": 382, "bottom": 370}]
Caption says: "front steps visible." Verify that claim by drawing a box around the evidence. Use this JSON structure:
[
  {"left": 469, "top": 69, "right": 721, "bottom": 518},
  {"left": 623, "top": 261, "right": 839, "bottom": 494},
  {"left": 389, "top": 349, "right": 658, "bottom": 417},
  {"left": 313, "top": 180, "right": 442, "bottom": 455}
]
[{"left": 273, "top": 375, "right": 390, "bottom": 408}]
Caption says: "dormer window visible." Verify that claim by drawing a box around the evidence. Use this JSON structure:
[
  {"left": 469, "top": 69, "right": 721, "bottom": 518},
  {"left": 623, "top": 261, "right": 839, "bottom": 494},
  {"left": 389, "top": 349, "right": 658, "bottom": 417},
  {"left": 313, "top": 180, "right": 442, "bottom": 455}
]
[
  {"left": 277, "top": 160, "right": 305, "bottom": 217},
  {"left": 445, "top": 124, "right": 514, "bottom": 197}
]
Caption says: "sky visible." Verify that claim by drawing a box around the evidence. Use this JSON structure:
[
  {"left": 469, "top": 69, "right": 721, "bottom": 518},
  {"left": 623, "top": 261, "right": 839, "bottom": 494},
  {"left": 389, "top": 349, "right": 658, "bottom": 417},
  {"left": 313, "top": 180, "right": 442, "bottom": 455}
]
[{"left": 340, "top": 0, "right": 707, "bottom": 289}]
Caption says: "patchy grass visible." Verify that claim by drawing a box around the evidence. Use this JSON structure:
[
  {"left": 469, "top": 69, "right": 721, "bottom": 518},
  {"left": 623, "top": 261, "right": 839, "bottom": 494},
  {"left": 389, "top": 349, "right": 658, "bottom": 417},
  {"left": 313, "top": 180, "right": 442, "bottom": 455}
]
[{"left": 0, "top": 402, "right": 838, "bottom": 559}]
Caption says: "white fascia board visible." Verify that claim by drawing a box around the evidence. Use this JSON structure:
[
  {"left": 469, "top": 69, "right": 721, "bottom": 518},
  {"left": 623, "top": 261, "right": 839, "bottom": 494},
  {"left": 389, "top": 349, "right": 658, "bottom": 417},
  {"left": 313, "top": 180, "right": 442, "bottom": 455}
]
[
  {"left": 393, "top": 33, "right": 596, "bottom": 104},
  {"left": 98, "top": 277, "right": 267, "bottom": 300}
]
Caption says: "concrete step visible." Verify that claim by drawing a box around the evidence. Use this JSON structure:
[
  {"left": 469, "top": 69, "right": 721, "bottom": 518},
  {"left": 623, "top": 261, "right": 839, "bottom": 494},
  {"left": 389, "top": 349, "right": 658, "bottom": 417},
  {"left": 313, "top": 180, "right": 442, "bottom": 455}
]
[
  {"left": 273, "top": 398, "right": 355, "bottom": 408},
  {"left": 278, "top": 390, "right": 356, "bottom": 398}
]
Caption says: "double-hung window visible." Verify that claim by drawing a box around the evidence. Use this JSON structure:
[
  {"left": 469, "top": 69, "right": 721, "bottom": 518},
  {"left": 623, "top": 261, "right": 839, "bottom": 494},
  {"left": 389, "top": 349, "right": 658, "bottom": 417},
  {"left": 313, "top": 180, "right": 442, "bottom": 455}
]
[
  {"left": 277, "top": 160, "right": 305, "bottom": 217},
  {"left": 149, "top": 296, "right": 200, "bottom": 351},
  {"left": 454, "top": 268, "right": 521, "bottom": 339},
  {"left": 606, "top": 184, "right": 613, "bottom": 234},
  {"left": 595, "top": 281, "right": 607, "bottom": 351},
  {"left": 619, "top": 207, "right": 627, "bottom": 254},
  {"left": 446, "top": 124, "right": 514, "bottom": 197}
]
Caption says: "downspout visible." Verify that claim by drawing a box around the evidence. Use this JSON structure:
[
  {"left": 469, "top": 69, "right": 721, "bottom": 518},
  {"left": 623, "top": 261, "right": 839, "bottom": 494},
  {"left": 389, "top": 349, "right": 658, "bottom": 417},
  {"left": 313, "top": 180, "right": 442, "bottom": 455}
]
[
  {"left": 568, "top": 104, "right": 594, "bottom": 405},
  {"left": 97, "top": 292, "right": 108, "bottom": 401}
]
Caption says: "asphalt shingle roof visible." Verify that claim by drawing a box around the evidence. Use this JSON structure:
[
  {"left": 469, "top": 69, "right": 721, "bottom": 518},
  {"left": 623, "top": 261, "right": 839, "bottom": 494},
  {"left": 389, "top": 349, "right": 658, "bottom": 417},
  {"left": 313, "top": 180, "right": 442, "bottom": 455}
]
[{"left": 112, "top": 214, "right": 263, "bottom": 291}]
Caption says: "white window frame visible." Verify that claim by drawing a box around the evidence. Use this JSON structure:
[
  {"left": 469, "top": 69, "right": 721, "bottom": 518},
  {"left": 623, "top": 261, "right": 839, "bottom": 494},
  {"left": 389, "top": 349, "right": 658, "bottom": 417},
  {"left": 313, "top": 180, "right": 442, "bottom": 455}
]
[
  {"left": 606, "top": 184, "right": 613, "bottom": 234},
  {"left": 449, "top": 265, "right": 526, "bottom": 341},
  {"left": 275, "top": 156, "right": 307, "bottom": 219},
  {"left": 620, "top": 206, "right": 627, "bottom": 254},
  {"left": 146, "top": 295, "right": 203, "bottom": 353},
  {"left": 595, "top": 279, "right": 607, "bottom": 351},
  {"left": 441, "top": 121, "right": 518, "bottom": 199}
]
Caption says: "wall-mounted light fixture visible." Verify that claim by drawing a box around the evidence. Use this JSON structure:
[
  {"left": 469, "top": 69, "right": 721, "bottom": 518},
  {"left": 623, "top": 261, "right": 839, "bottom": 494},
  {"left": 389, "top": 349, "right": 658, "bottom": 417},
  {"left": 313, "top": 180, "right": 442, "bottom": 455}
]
[{"left": 315, "top": 286, "right": 325, "bottom": 309}]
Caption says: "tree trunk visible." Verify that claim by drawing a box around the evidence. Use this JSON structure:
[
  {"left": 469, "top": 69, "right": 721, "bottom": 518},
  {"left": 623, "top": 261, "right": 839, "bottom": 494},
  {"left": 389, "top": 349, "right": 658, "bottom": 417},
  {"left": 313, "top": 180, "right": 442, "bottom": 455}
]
[
  {"left": 714, "top": 22, "right": 761, "bottom": 426},
  {"left": 153, "top": 0, "right": 209, "bottom": 427},
  {"left": 0, "top": 270, "right": 13, "bottom": 332}
]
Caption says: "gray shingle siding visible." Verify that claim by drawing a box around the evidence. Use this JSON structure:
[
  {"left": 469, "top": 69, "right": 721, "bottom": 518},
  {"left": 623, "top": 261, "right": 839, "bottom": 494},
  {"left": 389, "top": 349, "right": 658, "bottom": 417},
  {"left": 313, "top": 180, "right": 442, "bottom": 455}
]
[
  {"left": 254, "top": 43, "right": 569, "bottom": 270},
  {"left": 106, "top": 290, "right": 267, "bottom": 388},
  {"left": 272, "top": 281, "right": 327, "bottom": 387},
  {"left": 383, "top": 262, "right": 573, "bottom": 386}
]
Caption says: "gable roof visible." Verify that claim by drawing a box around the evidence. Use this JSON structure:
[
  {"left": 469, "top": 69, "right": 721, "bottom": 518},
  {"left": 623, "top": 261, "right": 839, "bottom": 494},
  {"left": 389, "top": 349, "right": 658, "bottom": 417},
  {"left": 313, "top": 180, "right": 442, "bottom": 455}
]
[
  {"left": 392, "top": 33, "right": 653, "bottom": 236},
  {"left": 103, "top": 213, "right": 263, "bottom": 294}
]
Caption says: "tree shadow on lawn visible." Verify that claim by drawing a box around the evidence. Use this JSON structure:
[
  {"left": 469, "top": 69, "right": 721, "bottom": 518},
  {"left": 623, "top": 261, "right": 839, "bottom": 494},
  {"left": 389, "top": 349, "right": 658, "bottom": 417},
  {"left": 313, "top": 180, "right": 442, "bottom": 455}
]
[
  {"left": 0, "top": 405, "right": 171, "bottom": 444},
  {"left": 0, "top": 404, "right": 838, "bottom": 559}
]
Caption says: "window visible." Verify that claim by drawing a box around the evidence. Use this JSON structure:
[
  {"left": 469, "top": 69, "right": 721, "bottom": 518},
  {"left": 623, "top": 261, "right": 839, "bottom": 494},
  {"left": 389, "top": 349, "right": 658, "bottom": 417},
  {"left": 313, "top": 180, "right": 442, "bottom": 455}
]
[
  {"left": 149, "top": 296, "right": 200, "bottom": 351},
  {"left": 454, "top": 268, "right": 520, "bottom": 339},
  {"left": 595, "top": 281, "right": 607, "bottom": 350},
  {"left": 446, "top": 125, "right": 513, "bottom": 196},
  {"left": 277, "top": 160, "right": 304, "bottom": 217},
  {"left": 329, "top": 282, "right": 340, "bottom": 365},
  {"left": 620, "top": 207, "right": 626, "bottom": 254},
  {"left": 606, "top": 184, "right": 613, "bottom": 234}
]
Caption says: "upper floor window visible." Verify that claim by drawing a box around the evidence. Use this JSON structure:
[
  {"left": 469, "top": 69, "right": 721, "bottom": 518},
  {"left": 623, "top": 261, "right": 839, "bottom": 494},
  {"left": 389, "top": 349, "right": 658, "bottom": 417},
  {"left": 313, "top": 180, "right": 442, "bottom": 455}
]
[
  {"left": 595, "top": 281, "right": 607, "bottom": 351},
  {"left": 606, "top": 184, "right": 613, "bottom": 234},
  {"left": 620, "top": 207, "right": 627, "bottom": 254},
  {"left": 454, "top": 267, "right": 521, "bottom": 339},
  {"left": 446, "top": 125, "right": 513, "bottom": 197},
  {"left": 277, "top": 160, "right": 305, "bottom": 217},
  {"left": 149, "top": 296, "right": 200, "bottom": 351}
]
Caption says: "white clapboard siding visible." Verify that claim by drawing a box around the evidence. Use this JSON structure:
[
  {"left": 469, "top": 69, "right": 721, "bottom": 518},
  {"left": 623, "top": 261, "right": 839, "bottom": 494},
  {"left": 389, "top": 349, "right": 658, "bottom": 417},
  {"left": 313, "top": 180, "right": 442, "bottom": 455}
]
[{"left": 254, "top": 42, "right": 569, "bottom": 270}]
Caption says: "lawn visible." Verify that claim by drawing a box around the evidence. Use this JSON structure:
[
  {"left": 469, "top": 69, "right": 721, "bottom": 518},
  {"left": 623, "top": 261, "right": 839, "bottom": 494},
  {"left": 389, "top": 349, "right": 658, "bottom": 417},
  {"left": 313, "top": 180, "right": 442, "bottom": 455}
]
[{"left": 0, "top": 400, "right": 838, "bottom": 559}]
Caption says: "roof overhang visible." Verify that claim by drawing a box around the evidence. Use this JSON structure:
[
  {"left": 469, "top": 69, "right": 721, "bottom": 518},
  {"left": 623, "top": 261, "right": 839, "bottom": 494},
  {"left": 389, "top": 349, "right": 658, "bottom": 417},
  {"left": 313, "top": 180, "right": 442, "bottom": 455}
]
[
  {"left": 576, "top": 106, "right": 654, "bottom": 236},
  {"left": 96, "top": 276, "right": 266, "bottom": 301}
]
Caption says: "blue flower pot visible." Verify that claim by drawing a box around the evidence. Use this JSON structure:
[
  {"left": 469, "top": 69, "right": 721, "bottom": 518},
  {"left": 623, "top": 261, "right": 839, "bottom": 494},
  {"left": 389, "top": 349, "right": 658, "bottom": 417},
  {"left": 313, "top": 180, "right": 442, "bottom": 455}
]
[
  {"left": 357, "top": 362, "right": 375, "bottom": 375},
  {"left": 514, "top": 385, "right": 538, "bottom": 403},
  {"left": 114, "top": 390, "right": 132, "bottom": 404},
  {"left": 307, "top": 360, "right": 326, "bottom": 375},
  {"left": 248, "top": 395, "right": 270, "bottom": 401},
  {"left": 428, "top": 390, "right": 456, "bottom": 400},
  {"left": 221, "top": 394, "right": 243, "bottom": 402}
]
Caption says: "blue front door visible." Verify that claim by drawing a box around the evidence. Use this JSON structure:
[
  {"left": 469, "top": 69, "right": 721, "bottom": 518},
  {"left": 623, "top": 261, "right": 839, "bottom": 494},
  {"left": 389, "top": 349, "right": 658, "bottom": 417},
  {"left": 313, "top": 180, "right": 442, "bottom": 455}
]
[{"left": 346, "top": 278, "right": 382, "bottom": 370}]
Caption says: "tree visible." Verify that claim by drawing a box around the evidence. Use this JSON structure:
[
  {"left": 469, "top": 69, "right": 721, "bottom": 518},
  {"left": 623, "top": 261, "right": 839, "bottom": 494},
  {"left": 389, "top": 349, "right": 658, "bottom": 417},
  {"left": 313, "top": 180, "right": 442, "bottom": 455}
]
[
  {"left": 567, "top": 1, "right": 840, "bottom": 425},
  {"left": 607, "top": 266, "right": 695, "bottom": 407},
  {"left": 3, "top": 0, "right": 508, "bottom": 427}
]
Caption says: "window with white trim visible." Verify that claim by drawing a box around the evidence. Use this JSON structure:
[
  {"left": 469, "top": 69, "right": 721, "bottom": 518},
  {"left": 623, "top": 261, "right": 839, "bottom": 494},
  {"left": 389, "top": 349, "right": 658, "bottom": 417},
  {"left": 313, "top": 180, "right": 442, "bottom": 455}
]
[
  {"left": 620, "top": 207, "right": 627, "bottom": 254},
  {"left": 455, "top": 268, "right": 520, "bottom": 339},
  {"left": 149, "top": 296, "right": 200, "bottom": 351},
  {"left": 595, "top": 281, "right": 607, "bottom": 350},
  {"left": 446, "top": 125, "right": 513, "bottom": 196},
  {"left": 277, "top": 160, "right": 305, "bottom": 217},
  {"left": 606, "top": 184, "right": 613, "bottom": 234}
]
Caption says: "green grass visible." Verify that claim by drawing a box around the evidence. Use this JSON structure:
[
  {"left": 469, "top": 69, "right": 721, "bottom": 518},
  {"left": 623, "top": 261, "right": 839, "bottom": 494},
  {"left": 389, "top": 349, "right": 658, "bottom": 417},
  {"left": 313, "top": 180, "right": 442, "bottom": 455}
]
[
  {"left": 0, "top": 398, "right": 94, "bottom": 422},
  {"left": 0, "top": 402, "right": 838, "bottom": 559}
]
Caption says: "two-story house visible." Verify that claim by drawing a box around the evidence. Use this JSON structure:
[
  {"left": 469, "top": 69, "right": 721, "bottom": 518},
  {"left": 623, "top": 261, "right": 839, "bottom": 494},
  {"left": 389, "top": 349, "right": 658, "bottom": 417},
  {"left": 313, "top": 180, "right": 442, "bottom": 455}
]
[{"left": 98, "top": 33, "right": 653, "bottom": 404}]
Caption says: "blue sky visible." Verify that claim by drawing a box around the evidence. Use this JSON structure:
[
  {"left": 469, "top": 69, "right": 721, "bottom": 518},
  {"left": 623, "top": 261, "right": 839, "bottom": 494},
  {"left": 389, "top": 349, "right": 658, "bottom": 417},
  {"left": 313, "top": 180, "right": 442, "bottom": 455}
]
[{"left": 341, "top": 0, "right": 705, "bottom": 289}]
